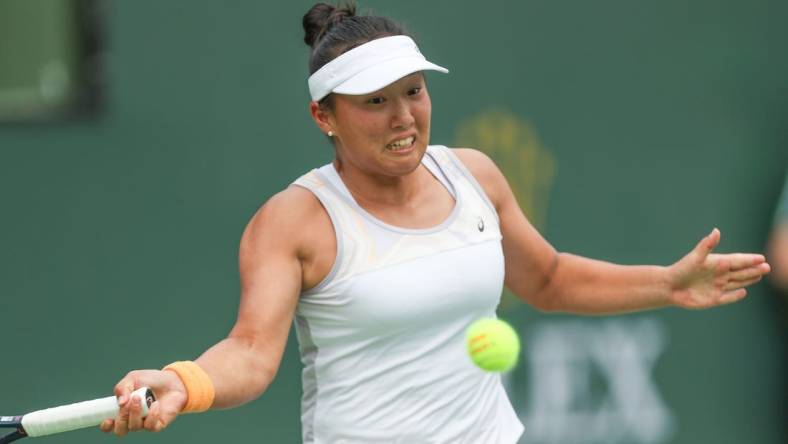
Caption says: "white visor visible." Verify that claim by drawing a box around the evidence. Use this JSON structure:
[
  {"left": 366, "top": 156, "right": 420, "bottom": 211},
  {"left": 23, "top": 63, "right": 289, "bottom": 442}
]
[{"left": 308, "top": 35, "right": 449, "bottom": 102}]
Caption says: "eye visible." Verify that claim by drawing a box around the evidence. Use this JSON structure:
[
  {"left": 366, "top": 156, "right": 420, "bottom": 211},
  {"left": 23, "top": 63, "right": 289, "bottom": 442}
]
[
  {"left": 367, "top": 96, "right": 386, "bottom": 105},
  {"left": 408, "top": 87, "right": 422, "bottom": 96}
]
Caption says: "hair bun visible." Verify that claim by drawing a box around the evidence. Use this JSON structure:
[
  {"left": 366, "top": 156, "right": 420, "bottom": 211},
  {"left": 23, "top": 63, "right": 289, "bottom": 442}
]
[{"left": 303, "top": 2, "right": 357, "bottom": 48}]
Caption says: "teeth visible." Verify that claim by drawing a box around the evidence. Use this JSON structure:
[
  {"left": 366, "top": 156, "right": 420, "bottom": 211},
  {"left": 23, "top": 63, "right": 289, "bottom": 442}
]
[{"left": 387, "top": 136, "right": 415, "bottom": 150}]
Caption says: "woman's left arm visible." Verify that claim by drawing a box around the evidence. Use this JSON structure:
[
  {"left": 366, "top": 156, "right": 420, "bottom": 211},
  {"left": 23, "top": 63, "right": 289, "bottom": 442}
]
[{"left": 454, "top": 148, "right": 771, "bottom": 314}]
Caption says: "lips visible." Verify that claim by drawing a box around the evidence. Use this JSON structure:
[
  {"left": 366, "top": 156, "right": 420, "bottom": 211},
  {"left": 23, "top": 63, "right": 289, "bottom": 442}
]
[{"left": 386, "top": 136, "right": 415, "bottom": 151}]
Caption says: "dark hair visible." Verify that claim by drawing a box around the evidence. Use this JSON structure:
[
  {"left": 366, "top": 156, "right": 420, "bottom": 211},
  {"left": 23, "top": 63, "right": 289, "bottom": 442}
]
[{"left": 302, "top": 2, "right": 410, "bottom": 99}]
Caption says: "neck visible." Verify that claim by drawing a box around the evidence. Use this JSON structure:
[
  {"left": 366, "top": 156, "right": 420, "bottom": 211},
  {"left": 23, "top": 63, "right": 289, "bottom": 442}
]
[{"left": 333, "top": 158, "right": 428, "bottom": 207}]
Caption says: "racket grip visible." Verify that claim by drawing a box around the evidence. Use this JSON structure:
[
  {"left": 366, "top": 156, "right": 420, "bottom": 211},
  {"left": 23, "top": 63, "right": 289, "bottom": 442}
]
[{"left": 20, "top": 387, "right": 153, "bottom": 437}]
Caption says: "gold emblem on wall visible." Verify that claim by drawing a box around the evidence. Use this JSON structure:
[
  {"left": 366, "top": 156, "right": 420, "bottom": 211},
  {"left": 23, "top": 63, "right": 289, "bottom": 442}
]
[{"left": 455, "top": 108, "right": 556, "bottom": 229}]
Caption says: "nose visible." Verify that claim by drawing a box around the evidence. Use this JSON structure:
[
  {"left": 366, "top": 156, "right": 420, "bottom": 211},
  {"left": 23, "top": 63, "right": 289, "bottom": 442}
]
[{"left": 390, "top": 97, "right": 415, "bottom": 130}]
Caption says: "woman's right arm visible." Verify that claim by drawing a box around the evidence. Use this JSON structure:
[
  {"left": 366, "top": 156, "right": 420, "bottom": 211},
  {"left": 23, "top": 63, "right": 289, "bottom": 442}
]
[{"left": 101, "top": 187, "right": 322, "bottom": 435}]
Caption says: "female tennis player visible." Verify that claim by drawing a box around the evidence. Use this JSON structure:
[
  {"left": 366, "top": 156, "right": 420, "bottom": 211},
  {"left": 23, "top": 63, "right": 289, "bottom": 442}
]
[{"left": 101, "top": 3, "right": 771, "bottom": 442}]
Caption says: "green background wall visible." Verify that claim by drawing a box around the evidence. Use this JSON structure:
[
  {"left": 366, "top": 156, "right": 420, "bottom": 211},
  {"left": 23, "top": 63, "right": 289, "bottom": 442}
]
[{"left": 1, "top": 0, "right": 786, "bottom": 443}]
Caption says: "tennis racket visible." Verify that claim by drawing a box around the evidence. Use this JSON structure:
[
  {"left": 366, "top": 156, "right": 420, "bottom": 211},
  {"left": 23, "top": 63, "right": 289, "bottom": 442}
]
[{"left": 0, "top": 387, "right": 154, "bottom": 443}]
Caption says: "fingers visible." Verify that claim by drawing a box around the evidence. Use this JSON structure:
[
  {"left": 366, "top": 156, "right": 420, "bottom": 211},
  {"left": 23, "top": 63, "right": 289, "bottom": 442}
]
[
  {"left": 113, "top": 392, "right": 131, "bottom": 437},
  {"left": 718, "top": 262, "right": 769, "bottom": 296},
  {"left": 108, "top": 369, "right": 183, "bottom": 435},
  {"left": 729, "top": 263, "right": 771, "bottom": 281},
  {"left": 704, "top": 228, "right": 721, "bottom": 253},
  {"left": 719, "top": 288, "right": 747, "bottom": 305},
  {"left": 114, "top": 376, "right": 136, "bottom": 406},
  {"left": 128, "top": 395, "right": 144, "bottom": 432},
  {"left": 725, "top": 275, "right": 763, "bottom": 291},
  {"left": 720, "top": 253, "right": 768, "bottom": 270},
  {"left": 692, "top": 228, "right": 720, "bottom": 262},
  {"left": 144, "top": 399, "right": 179, "bottom": 433},
  {"left": 142, "top": 399, "right": 179, "bottom": 432},
  {"left": 110, "top": 371, "right": 153, "bottom": 436},
  {"left": 100, "top": 419, "right": 114, "bottom": 433},
  {"left": 112, "top": 394, "right": 149, "bottom": 435},
  {"left": 110, "top": 372, "right": 140, "bottom": 436},
  {"left": 143, "top": 401, "right": 163, "bottom": 432}
]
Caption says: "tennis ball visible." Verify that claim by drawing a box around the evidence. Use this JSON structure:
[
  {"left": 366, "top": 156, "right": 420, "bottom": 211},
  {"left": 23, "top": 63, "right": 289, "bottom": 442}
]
[{"left": 466, "top": 318, "right": 520, "bottom": 372}]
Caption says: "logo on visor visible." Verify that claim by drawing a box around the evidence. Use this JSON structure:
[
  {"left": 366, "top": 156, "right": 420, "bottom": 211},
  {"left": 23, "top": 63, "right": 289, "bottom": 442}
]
[{"left": 478, "top": 217, "right": 485, "bottom": 232}]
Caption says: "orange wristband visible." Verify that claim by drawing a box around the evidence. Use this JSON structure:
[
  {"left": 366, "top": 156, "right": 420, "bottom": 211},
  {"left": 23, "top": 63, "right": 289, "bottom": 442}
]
[{"left": 163, "top": 361, "right": 215, "bottom": 413}]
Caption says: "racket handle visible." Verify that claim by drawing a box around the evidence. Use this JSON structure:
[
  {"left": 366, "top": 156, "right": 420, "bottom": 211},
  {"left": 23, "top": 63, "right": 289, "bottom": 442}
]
[{"left": 20, "top": 387, "right": 153, "bottom": 437}]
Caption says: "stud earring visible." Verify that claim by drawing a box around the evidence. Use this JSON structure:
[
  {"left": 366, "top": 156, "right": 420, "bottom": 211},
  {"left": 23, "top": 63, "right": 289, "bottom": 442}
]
[{"left": 327, "top": 130, "right": 334, "bottom": 137}]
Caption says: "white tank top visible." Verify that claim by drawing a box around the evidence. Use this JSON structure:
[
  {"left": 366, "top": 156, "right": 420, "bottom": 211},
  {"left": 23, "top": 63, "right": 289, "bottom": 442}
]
[{"left": 292, "top": 146, "right": 524, "bottom": 443}]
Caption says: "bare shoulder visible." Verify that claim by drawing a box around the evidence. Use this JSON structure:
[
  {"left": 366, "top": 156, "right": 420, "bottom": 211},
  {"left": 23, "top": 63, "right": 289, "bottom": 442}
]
[
  {"left": 451, "top": 147, "right": 509, "bottom": 210},
  {"left": 240, "top": 185, "right": 331, "bottom": 260},
  {"left": 452, "top": 148, "right": 497, "bottom": 174}
]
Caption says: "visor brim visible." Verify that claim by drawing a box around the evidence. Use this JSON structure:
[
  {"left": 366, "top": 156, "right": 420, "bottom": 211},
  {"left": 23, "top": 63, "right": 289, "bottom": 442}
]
[{"left": 331, "top": 56, "right": 448, "bottom": 96}]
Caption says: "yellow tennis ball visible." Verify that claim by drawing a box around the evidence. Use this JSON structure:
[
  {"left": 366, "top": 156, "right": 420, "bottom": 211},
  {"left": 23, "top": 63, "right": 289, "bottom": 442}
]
[{"left": 466, "top": 318, "right": 520, "bottom": 372}]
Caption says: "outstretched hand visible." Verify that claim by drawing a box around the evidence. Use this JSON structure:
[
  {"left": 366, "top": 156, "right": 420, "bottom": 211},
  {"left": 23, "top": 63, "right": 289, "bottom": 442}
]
[
  {"left": 99, "top": 369, "right": 187, "bottom": 435},
  {"left": 669, "top": 228, "right": 771, "bottom": 309}
]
